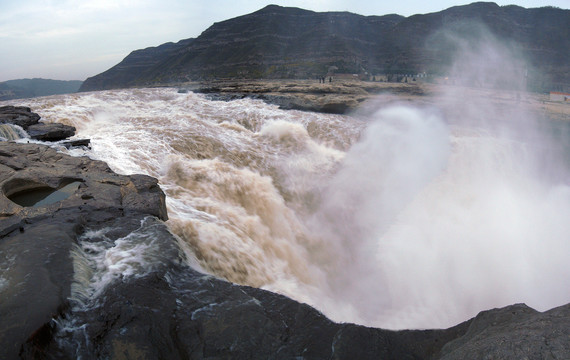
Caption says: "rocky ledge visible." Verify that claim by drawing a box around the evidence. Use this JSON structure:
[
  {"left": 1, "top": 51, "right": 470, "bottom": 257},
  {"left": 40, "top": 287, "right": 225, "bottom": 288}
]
[
  {"left": 193, "top": 79, "right": 429, "bottom": 114},
  {"left": 0, "top": 141, "right": 168, "bottom": 359},
  {"left": 0, "top": 106, "right": 79, "bottom": 142},
  {"left": 0, "top": 107, "right": 568, "bottom": 359},
  {"left": 189, "top": 79, "right": 568, "bottom": 123}
]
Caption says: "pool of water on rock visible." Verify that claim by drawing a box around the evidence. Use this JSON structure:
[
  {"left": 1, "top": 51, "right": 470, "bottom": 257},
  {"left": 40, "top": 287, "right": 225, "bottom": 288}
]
[{"left": 9, "top": 181, "right": 82, "bottom": 207}]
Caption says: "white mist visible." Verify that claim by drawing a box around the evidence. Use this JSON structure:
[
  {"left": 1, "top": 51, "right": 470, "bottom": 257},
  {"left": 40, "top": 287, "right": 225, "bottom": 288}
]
[
  {"left": 305, "top": 25, "right": 570, "bottom": 329},
  {"left": 370, "top": 130, "right": 570, "bottom": 329}
]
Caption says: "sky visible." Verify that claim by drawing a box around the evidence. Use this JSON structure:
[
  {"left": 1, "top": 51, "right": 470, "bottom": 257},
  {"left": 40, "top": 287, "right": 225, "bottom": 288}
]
[{"left": 0, "top": 0, "right": 567, "bottom": 82}]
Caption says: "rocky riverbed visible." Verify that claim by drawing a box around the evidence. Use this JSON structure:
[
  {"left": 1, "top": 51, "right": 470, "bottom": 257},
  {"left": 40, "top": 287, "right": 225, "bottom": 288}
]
[
  {"left": 0, "top": 105, "right": 568, "bottom": 359},
  {"left": 187, "top": 79, "right": 569, "bottom": 122},
  {"left": 191, "top": 79, "right": 429, "bottom": 114}
]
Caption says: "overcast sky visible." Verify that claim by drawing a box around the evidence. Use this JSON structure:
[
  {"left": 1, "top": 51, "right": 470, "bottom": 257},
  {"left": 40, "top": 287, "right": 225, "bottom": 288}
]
[{"left": 0, "top": 0, "right": 567, "bottom": 82}]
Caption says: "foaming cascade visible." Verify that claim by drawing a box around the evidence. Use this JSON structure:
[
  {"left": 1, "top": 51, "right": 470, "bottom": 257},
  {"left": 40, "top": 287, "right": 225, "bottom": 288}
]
[
  {"left": 56, "top": 217, "right": 183, "bottom": 355},
  {"left": 5, "top": 74, "right": 568, "bottom": 330},
  {"left": 0, "top": 123, "right": 28, "bottom": 141},
  {"left": 69, "top": 217, "right": 179, "bottom": 309},
  {"left": 164, "top": 158, "right": 318, "bottom": 288}
]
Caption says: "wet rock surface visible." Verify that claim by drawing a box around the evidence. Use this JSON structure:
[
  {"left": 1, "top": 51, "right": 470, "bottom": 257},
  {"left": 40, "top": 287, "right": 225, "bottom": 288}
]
[
  {"left": 26, "top": 123, "right": 76, "bottom": 141},
  {"left": 0, "top": 141, "right": 168, "bottom": 359},
  {"left": 52, "top": 263, "right": 472, "bottom": 360},
  {"left": 0, "top": 105, "right": 41, "bottom": 128},
  {"left": 439, "top": 303, "right": 570, "bottom": 359},
  {"left": 0, "top": 106, "right": 568, "bottom": 359},
  {"left": 0, "top": 105, "right": 78, "bottom": 142}
]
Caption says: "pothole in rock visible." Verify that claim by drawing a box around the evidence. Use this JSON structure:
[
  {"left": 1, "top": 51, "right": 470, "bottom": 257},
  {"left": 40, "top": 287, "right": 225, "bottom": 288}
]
[{"left": 5, "top": 179, "right": 83, "bottom": 207}]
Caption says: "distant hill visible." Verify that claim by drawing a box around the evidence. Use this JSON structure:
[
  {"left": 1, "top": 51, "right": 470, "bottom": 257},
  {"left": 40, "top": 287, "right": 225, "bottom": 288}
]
[
  {"left": 0, "top": 78, "right": 83, "bottom": 101},
  {"left": 77, "top": 39, "right": 194, "bottom": 92},
  {"left": 80, "top": 2, "right": 569, "bottom": 92}
]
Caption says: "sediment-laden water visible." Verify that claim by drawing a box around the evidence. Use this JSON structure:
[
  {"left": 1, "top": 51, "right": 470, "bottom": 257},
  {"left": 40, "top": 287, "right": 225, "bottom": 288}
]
[{"left": 4, "top": 87, "right": 570, "bottom": 329}]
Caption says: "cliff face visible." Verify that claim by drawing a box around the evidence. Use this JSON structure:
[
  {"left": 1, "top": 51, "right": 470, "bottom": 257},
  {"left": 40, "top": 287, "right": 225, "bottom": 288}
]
[
  {"left": 167, "top": 6, "right": 403, "bottom": 79},
  {"left": 80, "top": 2, "right": 569, "bottom": 92}
]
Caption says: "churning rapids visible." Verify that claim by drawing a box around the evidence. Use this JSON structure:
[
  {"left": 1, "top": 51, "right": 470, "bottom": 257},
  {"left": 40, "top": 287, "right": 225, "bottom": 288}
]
[{"left": 4, "top": 87, "right": 570, "bottom": 330}]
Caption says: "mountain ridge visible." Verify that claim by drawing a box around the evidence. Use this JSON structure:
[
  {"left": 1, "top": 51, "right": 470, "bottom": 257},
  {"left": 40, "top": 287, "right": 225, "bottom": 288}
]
[
  {"left": 80, "top": 2, "right": 569, "bottom": 92},
  {"left": 0, "top": 78, "right": 83, "bottom": 100}
]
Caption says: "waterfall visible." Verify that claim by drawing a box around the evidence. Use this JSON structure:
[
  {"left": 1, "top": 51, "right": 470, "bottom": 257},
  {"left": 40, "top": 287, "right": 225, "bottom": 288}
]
[
  {"left": 4, "top": 86, "right": 569, "bottom": 330},
  {"left": 0, "top": 123, "right": 28, "bottom": 141}
]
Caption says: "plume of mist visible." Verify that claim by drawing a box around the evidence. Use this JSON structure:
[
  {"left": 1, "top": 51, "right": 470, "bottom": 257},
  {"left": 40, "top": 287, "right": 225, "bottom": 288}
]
[
  {"left": 428, "top": 21, "right": 530, "bottom": 91},
  {"left": 308, "top": 105, "right": 450, "bottom": 320},
  {"left": 308, "top": 22, "right": 570, "bottom": 329}
]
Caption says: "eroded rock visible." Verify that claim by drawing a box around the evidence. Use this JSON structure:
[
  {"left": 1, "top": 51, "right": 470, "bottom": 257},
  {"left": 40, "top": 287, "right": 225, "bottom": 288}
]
[
  {"left": 196, "top": 80, "right": 424, "bottom": 114},
  {"left": 439, "top": 303, "right": 570, "bottom": 359},
  {"left": 0, "top": 105, "right": 78, "bottom": 142},
  {"left": 0, "top": 106, "right": 40, "bottom": 128},
  {"left": 26, "top": 123, "right": 76, "bottom": 141},
  {"left": 0, "top": 142, "right": 168, "bottom": 359}
]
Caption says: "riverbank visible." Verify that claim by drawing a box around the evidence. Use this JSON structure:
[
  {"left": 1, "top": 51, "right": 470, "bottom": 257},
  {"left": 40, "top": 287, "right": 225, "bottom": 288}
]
[
  {"left": 186, "top": 79, "right": 430, "bottom": 114},
  {"left": 182, "top": 79, "right": 568, "bottom": 122}
]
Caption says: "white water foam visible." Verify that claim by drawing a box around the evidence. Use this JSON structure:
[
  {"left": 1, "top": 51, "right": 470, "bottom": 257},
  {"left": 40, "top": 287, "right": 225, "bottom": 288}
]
[
  {"left": 0, "top": 123, "right": 28, "bottom": 141},
  {"left": 0, "top": 275, "right": 8, "bottom": 295},
  {"left": 69, "top": 217, "right": 177, "bottom": 309}
]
